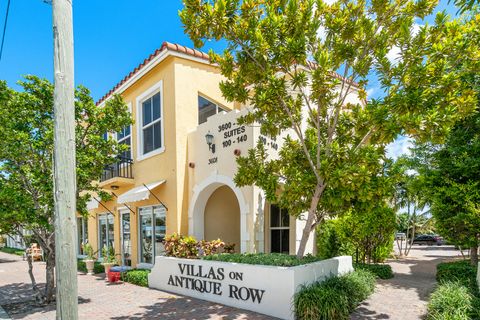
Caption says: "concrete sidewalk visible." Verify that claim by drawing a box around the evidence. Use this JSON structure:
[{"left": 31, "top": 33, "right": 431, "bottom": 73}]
[
  {"left": 351, "top": 245, "right": 463, "bottom": 320},
  {"left": 0, "top": 252, "right": 273, "bottom": 320}
]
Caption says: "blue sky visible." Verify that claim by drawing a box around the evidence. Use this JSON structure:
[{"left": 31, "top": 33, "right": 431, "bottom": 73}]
[
  {"left": 0, "top": 1, "right": 226, "bottom": 101},
  {"left": 0, "top": 0, "right": 457, "bottom": 159}
]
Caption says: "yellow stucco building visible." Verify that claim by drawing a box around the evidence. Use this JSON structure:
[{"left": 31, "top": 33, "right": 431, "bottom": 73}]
[{"left": 79, "top": 42, "right": 356, "bottom": 268}]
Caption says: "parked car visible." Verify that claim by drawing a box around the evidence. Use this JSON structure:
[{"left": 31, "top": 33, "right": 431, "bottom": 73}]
[
  {"left": 412, "top": 235, "right": 444, "bottom": 246},
  {"left": 395, "top": 232, "right": 407, "bottom": 240}
]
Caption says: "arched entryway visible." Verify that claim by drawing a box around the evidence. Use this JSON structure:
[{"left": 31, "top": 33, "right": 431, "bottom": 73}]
[
  {"left": 189, "top": 173, "right": 249, "bottom": 252},
  {"left": 204, "top": 185, "right": 240, "bottom": 252}
]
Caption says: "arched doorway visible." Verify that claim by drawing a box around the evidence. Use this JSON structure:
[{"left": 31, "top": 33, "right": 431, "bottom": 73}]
[
  {"left": 204, "top": 186, "right": 240, "bottom": 252},
  {"left": 189, "top": 173, "right": 249, "bottom": 253}
]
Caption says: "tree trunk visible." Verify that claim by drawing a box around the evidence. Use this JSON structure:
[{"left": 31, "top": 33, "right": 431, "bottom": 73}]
[
  {"left": 470, "top": 246, "right": 478, "bottom": 266},
  {"left": 405, "top": 206, "right": 416, "bottom": 256},
  {"left": 296, "top": 184, "right": 323, "bottom": 258},
  {"left": 26, "top": 251, "right": 45, "bottom": 304},
  {"left": 44, "top": 250, "right": 56, "bottom": 303}
]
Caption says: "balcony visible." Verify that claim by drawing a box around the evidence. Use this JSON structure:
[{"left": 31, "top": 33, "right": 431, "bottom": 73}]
[{"left": 99, "top": 156, "right": 134, "bottom": 188}]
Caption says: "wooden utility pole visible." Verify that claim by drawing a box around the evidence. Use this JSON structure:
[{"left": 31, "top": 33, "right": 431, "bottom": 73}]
[{"left": 52, "top": 0, "right": 78, "bottom": 319}]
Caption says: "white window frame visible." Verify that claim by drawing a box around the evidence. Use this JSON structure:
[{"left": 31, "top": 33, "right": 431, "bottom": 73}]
[
  {"left": 198, "top": 94, "right": 228, "bottom": 124},
  {"left": 136, "top": 80, "right": 164, "bottom": 161},
  {"left": 137, "top": 204, "right": 166, "bottom": 269},
  {"left": 119, "top": 208, "right": 132, "bottom": 266},
  {"left": 77, "top": 217, "right": 88, "bottom": 257},
  {"left": 269, "top": 205, "right": 290, "bottom": 254},
  {"left": 97, "top": 213, "right": 114, "bottom": 261},
  {"left": 116, "top": 102, "right": 133, "bottom": 160}
]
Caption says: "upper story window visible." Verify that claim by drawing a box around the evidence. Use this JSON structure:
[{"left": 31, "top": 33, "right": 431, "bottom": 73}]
[
  {"left": 117, "top": 126, "right": 131, "bottom": 159},
  {"left": 198, "top": 95, "right": 227, "bottom": 124},
  {"left": 102, "top": 132, "right": 109, "bottom": 141},
  {"left": 136, "top": 80, "right": 164, "bottom": 160}
]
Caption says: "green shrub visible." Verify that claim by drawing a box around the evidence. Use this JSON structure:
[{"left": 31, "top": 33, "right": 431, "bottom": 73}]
[
  {"left": 316, "top": 220, "right": 346, "bottom": 259},
  {"left": 354, "top": 263, "right": 394, "bottom": 279},
  {"left": 436, "top": 260, "right": 477, "bottom": 292},
  {"left": 427, "top": 260, "right": 480, "bottom": 320},
  {"left": 0, "top": 246, "right": 25, "bottom": 256},
  {"left": 427, "top": 281, "right": 474, "bottom": 320},
  {"left": 77, "top": 259, "right": 104, "bottom": 274},
  {"left": 203, "top": 253, "right": 322, "bottom": 267},
  {"left": 294, "top": 270, "right": 376, "bottom": 320},
  {"left": 121, "top": 269, "right": 150, "bottom": 287},
  {"left": 164, "top": 233, "right": 235, "bottom": 258}
]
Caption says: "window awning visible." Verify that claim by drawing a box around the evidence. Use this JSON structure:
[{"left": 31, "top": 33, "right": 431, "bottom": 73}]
[
  {"left": 86, "top": 199, "right": 99, "bottom": 210},
  {"left": 117, "top": 180, "right": 166, "bottom": 204}
]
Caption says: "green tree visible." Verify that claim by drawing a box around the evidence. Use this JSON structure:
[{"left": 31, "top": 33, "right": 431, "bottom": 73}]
[
  {"left": 392, "top": 156, "right": 429, "bottom": 256},
  {"left": 180, "top": 0, "right": 478, "bottom": 256},
  {"left": 414, "top": 92, "right": 480, "bottom": 264},
  {"left": 0, "top": 76, "right": 132, "bottom": 303}
]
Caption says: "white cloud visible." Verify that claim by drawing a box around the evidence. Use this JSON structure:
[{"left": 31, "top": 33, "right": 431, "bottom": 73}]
[
  {"left": 386, "top": 45, "right": 401, "bottom": 64},
  {"left": 317, "top": 26, "right": 326, "bottom": 41},
  {"left": 386, "top": 136, "right": 413, "bottom": 159},
  {"left": 386, "top": 23, "right": 422, "bottom": 64},
  {"left": 366, "top": 87, "right": 377, "bottom": 98}
]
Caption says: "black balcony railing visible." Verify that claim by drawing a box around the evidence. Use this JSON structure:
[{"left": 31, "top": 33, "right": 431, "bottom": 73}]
[{"left": 101, "top": 156, "right": 134, "bottom": 182}]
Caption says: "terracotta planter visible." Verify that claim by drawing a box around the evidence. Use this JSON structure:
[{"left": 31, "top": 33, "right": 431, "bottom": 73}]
[{"left": 85, "top": 259, "right": 95, "bottom": 275}]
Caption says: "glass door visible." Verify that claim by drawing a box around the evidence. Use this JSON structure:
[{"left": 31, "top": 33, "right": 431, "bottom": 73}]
[
  {"left": 121, "top": 211, "right": 131, "bottom": 266},
  {"left": 98, "top": 213, "right": 114, "bottom": 252},
  {"left": 139, "top": 205, "right": 166, "bottom": 264},
  {"left": 154, "top": 206, "right": 166, "bottom": 257}
]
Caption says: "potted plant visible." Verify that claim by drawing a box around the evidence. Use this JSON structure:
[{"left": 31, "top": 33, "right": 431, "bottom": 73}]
[
  {"left": 83, "top": 243, "right": 96, "bottom": 275},
  {"left": 101, "top": 245, "right": 117, "bottom": 276}
]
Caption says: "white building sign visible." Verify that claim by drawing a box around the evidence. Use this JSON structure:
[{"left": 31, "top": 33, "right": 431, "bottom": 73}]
[{"left": 149, "top": 256, "right": 354, "bottom": 320}]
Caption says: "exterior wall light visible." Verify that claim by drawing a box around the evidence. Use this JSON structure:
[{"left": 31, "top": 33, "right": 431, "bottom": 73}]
[
  {"left": 111, "top": 185, "right": 119, "bottom": 190},
  {"left": 205, "top": 131, "right": 215, "bottom": 153}
]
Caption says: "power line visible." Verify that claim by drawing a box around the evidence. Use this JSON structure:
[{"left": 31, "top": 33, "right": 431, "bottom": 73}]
[{"left": 0, "top": 0, "right": 11, "bottom": 62}]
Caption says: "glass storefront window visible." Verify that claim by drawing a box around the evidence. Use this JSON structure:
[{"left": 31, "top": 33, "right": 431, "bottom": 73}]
[
  {"left": 77, "top": 217, "right": 88, "bottom": 255},
  {"left": 139, "top": 205, "right": 166, "bottom": 264},
  {"left": 98, "top": 214, "right": 114, "bottom": 254},
  {"left": 121, "top": 211, "right": 131, "bottom": 266}
]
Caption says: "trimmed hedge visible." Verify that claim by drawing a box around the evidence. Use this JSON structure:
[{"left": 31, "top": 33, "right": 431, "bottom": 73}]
[
  {"left": 121, "top": 269, "right": 150, "bottom": 287},
  {"left": 294, "top": 270, "right": 376, "bottom": 320},
  {"left": 203, "top": 253, "right": 322, "bottom": 267},
  {"left": 0, "top": 246, "right": 25, "bottom": 256},
  {"left": 354, "top": 263, "right": 394, "bottom": 279},
  {"left": 427, "top": 260, "right": 480, "bottom": 320},
  {"left": 77, "top": 260, "right": 104, "bottom": 274}
]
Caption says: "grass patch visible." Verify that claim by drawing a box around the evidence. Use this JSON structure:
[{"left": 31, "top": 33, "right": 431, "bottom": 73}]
[
  {"left": 294, "top": 270, "right": 376, "bottom": 320},
  {"left": 354, "top": 263, "right": 394, "bottom": 279},
  {"left": 121, "top": 269, "right": 150, "bottom": 287},
  {"left": 0, "top": 247, "right": 25, "bottom": 256},
  {"left": 427, "top": 260, "right": 480, "bottom": 320},
  {"left": 203, "top": 253, "right": 322, "bottom": 267},
  {"left": 77, "top": 259, "right": 104, "bottom": 274}
]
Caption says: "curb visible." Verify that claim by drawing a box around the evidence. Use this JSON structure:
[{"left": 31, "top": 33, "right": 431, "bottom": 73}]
[{"left": 0, "top": 305, "right": 10, "bottom": 320}]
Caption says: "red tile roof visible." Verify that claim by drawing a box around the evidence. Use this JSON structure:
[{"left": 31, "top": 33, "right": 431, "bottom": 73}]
[
  {"left": 97, "top": 41, "right": 358, "bottom": 105},
  {"left": 96, "top": 42, "right": 210, "bottom": 105}
]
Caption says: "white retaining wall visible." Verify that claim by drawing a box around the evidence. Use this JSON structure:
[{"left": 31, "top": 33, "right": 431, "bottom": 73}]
[{"left": 148, "top": 255, "right": 353, "bottom": 320}]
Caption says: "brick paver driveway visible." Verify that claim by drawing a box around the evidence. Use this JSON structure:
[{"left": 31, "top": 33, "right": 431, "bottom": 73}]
[
  {"left": 0, "top": 252, "right": 275, "bottom": 320},
  {"left": 351, "top": 245, "right": 464, "bottom": 320}
]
